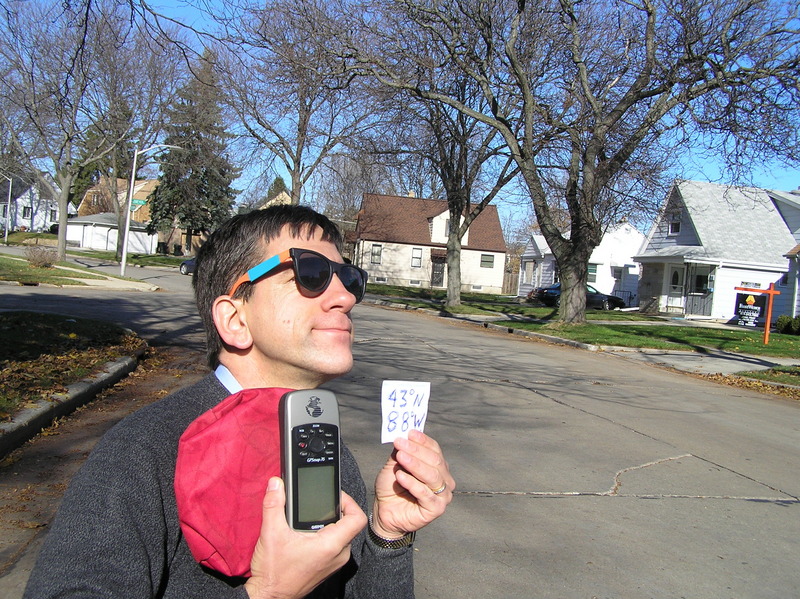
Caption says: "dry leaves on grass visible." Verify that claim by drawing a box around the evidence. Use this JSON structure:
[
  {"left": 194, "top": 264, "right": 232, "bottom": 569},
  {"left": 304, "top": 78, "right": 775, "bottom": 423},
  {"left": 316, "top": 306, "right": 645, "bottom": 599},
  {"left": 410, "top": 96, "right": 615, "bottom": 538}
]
[
  {"left": 703, "top": 373, "right": 800, "bottom": 401},
  {"left": 0, "top": 312, "right": 145, "bottom": 421}
]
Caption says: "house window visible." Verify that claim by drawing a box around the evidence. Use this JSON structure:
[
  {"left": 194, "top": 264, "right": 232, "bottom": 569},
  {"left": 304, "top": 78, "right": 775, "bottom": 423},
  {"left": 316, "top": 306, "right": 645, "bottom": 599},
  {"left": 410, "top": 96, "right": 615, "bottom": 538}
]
[
  {"left": 411, "top": 247, "right": 422, "bottom": 268},
  {"left": 1, "top": 205, "right": 6, "bottom": 217},
  {"left": 588, "top": 264, "right": 597, "bottom": 283},
  {"left": 370, "top": 244, "right": 382, "bottom": 265},
  {"left": 23, "top": 207, "right": 32, "bottom": 219},
  {"left": 668, "top": 220, "right": 681, "bottom": 235},
  {"left": 691, "top": 274, "right": 709, "bottom": 293},
  {"left": 480, "top": 254, "right": 494, "bottom": 268},
  {"left": 778, "top": 273, "right": 789, "bottom": 287},
  {"left": 50, "top": 209, "right": 57, "bottom": 221}
]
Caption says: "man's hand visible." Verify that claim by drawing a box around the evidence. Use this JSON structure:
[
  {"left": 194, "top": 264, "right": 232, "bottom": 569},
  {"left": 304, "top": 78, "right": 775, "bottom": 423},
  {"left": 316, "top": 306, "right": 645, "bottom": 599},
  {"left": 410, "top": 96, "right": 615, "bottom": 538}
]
[
  {"left": 245, "top": 477, "right": 367, "bottom": 599},
  {"left": 371, "top": 430, "right": 455, "bottom": 539}
]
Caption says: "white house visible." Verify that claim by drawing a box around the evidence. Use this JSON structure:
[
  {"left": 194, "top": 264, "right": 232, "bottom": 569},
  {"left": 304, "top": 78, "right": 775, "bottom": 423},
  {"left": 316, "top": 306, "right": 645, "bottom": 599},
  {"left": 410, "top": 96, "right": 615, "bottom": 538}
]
[
  {"left": 66, "top": 212, "right": 158, "bottom": 254},
  {"left": 0, "top": 177, "right": 75, "bottom": 234},
  {"left": 517, "top": 221, "right": 646, "bottom": 306},
  {"left": 635, "top": 180, "right": 799, "bottom": 324},
  {"left": 354, "top": 193, "right": 507, "bottom": 294}
]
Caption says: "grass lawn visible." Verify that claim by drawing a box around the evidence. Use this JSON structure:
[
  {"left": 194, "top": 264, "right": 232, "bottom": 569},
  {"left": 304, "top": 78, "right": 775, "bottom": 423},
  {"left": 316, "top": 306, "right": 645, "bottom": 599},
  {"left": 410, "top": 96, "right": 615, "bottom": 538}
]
[
  {"left": 70, "top": 249, "right": 187, "bottom": 268},
  {"left": 493, "top": 320, "right": 800, "bottom": 359},
  {"left": 0, "top": 255, "right": 108, "bottom": 285},
  {"left": 4, "top": 232, "right": 58, "bottom": 245},
  {"left": 366, "top": 283, "right": 660, "bottom": 321},
  {"left": 734, "top": 366, "right": 800, "bottom": 387},
  {"left": 0, "top": 311, "right": 144, "bottom": 420}
]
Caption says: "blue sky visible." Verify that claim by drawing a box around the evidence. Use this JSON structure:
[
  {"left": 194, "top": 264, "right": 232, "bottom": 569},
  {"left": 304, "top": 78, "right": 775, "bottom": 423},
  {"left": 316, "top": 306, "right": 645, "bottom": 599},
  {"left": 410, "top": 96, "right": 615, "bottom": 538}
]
[{"left": 150, "top": 1, "right": 798, "bottom": 226}]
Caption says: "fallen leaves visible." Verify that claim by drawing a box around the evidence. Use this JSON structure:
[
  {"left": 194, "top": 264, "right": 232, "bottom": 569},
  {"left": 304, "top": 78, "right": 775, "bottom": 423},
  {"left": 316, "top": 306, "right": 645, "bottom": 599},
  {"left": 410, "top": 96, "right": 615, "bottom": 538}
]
[
  {"left": 703, "top": 373, "right": 800, "bottom": 401},
  {"left": 0, "top": 312, "right": 146, "bottom": 421}
]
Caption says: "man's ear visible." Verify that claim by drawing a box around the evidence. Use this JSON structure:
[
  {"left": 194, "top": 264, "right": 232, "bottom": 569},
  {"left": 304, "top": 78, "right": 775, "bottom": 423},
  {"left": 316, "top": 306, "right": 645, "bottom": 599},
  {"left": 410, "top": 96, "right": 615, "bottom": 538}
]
[{"left": 212, "top": 296, "right": 253, "bottom": 351}]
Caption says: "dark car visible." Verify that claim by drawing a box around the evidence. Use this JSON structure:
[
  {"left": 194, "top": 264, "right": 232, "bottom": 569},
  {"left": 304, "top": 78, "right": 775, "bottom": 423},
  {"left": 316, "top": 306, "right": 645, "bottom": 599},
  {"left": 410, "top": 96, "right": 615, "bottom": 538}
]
[
  {"left": 179, "top": 257, "right": 196, "bottom": 275},
  {"left": 530, "top": 282, "right": 625, "bottom": 310}
]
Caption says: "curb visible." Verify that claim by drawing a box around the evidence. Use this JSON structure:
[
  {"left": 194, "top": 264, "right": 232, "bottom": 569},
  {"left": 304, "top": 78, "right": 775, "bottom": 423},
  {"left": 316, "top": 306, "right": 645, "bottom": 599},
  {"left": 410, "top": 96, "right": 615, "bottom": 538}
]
[
  {"left": 0, "top": 344, "right": 147, "bottom": 460},
  {"left": 0, "top": 278, "right": 160, "bottom": 292},
  {"left": 478, "top": 321, "right": 601, "bottom": 351}
]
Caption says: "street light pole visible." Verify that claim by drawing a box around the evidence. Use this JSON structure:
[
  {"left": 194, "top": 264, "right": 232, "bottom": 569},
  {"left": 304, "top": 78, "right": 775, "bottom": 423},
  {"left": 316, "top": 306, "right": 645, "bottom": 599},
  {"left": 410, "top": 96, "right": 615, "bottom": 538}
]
[{"left": 120, "top": 144, "right": 179, "bottom": 277}]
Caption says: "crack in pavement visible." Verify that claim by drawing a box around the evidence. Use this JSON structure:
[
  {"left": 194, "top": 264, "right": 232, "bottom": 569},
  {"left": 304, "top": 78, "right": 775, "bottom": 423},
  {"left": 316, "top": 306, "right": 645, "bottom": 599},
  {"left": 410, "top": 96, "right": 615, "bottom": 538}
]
[
  {"left": 453, "top": 489, "right": 800, "bottom": 503},
  {"left": 454, "top": 454, "right": 800, "bottom": 504},
  {"left": 353, "top": 337, "right": 800, "bottom": 504}
]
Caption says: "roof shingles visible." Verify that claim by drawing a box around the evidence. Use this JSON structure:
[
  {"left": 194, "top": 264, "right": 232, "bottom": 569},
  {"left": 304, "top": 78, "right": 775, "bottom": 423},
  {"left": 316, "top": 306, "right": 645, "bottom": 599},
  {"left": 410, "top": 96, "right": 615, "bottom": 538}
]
[{"left": 356, "top": 194, "right": 506, "bottom": 252}]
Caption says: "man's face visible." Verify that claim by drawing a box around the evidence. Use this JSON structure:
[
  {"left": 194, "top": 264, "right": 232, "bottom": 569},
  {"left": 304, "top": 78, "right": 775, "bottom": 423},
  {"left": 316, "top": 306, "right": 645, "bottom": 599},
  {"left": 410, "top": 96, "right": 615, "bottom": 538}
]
[{"left": 236, "top": 225, "right": 357, "bottom": 389}]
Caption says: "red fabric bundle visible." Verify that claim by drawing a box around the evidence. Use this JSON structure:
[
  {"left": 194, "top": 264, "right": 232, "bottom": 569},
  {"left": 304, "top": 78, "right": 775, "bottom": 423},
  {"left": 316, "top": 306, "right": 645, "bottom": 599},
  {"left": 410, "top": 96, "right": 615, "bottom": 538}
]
[{"left": 174, "top": 387, "right": 292, "bottom": 578}]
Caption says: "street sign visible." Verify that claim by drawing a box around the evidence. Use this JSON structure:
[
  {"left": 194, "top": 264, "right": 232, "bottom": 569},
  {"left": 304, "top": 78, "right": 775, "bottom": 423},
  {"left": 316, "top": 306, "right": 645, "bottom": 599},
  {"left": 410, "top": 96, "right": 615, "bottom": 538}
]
[{"left": 131, "top": 199, "right": 146, "bottom": 206}]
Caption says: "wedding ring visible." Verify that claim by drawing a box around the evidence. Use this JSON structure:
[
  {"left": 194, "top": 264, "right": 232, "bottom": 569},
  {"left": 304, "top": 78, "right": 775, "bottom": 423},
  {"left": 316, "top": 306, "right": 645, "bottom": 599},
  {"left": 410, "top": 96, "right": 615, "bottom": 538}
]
[{"left": 431, "top": 482, "right": 447, "bottom": 495}]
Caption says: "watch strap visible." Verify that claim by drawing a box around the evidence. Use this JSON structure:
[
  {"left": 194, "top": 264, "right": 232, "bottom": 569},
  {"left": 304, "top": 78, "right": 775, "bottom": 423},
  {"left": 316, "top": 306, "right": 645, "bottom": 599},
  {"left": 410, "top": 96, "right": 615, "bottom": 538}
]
[{"left": 368, "top": 514, "right": 415, "bottom": 549}]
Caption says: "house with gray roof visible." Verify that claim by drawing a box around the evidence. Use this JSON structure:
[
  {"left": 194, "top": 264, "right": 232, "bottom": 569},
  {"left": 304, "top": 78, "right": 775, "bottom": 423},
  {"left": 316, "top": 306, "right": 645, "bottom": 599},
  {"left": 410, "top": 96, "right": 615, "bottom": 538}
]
[
  {"left": 635, "top": 180, "right": 799, "bottom": 324},
  {"left": 518, "top": 221, "right": 645, "bottom": 306},
  {"left": 517, "top": 234, "right": 556, "bottom": 298},
  {"left": 354, "top": 193, "right": 507, "bottom": 293}
]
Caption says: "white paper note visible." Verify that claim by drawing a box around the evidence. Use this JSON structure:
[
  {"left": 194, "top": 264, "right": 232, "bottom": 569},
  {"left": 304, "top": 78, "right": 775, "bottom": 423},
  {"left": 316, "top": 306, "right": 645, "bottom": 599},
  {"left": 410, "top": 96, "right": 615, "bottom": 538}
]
[{"left": 381, "top": 380, "right": 430, "bottom": 444}]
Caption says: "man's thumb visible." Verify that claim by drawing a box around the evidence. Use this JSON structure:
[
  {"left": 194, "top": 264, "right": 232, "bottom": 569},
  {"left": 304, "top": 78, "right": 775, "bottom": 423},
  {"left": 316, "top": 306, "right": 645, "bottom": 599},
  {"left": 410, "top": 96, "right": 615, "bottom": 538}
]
[{"left": 262, "top": 476, "right": 286, "bottom": 514}]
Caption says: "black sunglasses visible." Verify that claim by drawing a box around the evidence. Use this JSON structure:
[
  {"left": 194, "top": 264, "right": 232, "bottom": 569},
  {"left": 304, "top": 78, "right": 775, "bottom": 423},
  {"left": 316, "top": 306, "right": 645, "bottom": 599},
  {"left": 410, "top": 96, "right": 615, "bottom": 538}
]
[{"left": 228, "top": 248, "right": 368, "bottom": 302}]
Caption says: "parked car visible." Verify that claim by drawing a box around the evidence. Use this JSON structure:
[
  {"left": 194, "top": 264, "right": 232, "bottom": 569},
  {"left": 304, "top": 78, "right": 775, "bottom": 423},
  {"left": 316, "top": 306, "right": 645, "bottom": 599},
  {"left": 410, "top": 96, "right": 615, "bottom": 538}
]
[
  {"left": 529, "top": 282, "right": 625, "bottom": 310},
  {"left": 179, "top": 257, "right": 196, "bottom": 275}
]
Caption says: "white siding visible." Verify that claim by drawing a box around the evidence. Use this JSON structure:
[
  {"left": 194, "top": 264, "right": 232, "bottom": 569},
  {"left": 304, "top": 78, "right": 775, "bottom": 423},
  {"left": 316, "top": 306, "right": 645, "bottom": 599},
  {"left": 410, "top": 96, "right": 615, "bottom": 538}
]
[
  {"left": 709, "top": 266, "right": 787, "bottom": 321},
  {"left": 356, "top": 240, "right": 504, "bottom": 293},
  {"left": 66, "top": 223, "right": 158, "bottom": 254},
  {"left": 429, "top": 211, "right": 469, "bottom": 246}
]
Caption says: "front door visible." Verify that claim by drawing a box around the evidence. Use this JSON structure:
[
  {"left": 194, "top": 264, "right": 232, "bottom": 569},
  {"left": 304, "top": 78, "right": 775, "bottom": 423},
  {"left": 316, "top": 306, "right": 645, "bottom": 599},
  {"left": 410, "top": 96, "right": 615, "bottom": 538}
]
[
  {"left": 431, "top": 258, "right": 445, "bottom": 287},
  {"left": 666, "top": 265, "right": 686, "bottom": 313},
  {"left": 684, "top": 264, "right": 713, "bottom": 316}
]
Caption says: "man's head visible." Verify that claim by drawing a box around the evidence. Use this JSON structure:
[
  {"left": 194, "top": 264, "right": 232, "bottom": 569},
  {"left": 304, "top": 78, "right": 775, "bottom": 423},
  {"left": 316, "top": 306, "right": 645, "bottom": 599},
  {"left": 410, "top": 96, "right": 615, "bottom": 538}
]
[{"left": 193, "top": 205, "right": 355, "bottom": 378}]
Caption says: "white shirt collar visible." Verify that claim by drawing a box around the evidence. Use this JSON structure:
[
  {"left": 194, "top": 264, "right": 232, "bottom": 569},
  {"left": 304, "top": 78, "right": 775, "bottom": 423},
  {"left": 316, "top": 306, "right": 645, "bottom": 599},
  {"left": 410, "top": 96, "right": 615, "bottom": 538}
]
[{"left": 214, "top": 363, "right": 243, "bottom": 394}]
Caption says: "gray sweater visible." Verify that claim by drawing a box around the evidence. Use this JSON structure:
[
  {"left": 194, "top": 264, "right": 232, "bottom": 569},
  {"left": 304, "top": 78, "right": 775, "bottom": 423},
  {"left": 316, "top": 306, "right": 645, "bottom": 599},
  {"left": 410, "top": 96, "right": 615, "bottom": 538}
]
[{"left": 24, "top": 374, "right": 413, "bottom": 598}]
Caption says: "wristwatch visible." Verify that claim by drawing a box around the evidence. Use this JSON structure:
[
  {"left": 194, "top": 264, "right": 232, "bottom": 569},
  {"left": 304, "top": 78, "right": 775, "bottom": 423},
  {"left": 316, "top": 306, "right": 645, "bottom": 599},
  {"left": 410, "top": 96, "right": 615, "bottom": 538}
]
[{"left": 368, "top": 514, "right": 415, "bottom": 549}]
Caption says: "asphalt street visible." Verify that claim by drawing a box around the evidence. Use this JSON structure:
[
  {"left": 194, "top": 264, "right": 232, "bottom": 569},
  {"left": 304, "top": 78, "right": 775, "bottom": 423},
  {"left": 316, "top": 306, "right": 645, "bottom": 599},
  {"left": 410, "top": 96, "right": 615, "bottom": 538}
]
[{"left": 0, "top": 261, "right": 798, "bottom": 597}]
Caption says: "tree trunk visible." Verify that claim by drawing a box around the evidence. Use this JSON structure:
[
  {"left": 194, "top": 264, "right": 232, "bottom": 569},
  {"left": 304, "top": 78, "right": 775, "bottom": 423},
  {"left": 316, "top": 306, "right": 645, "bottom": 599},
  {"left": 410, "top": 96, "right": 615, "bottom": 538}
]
[
  {"left": 551, "top": 236, "right": 594, "bottom": 325},
  {"left": 445, "top": 233, "right": 462, "bottom": 307},
  {"left": 53, "top": 172, "right": 75, "bottom": 263},
  {"left": 111, "top": 174, "right": 124, "bottom": 262}
]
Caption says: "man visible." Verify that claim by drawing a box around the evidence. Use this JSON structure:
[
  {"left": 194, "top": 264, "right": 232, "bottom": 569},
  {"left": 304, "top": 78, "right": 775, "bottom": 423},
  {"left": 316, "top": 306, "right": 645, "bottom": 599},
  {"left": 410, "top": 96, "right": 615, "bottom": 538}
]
[{"left": 24, "top": 205, "right": 454, "bottom": 598}]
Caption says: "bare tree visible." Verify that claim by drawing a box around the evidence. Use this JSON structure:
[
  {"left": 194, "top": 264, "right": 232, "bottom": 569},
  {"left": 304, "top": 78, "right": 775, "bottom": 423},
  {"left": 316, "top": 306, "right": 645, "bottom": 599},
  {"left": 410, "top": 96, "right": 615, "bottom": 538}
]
[
  {"left": 335, "top": 25, "right": 520, "bottom": 306},
  {"left": 337, "top": 0, "right": 800, "bottom": 323},
  {"left": 314, "top": 153, "right": 397, "bottom": 222},
  {"left": 0, "top": 0, "right": 182, "bottom": 260},
  {"left": 214, "top": 0, "right": 380, "bottom": 205},
  {"left": 80, "top": 11, "right": 184, "bottom": 259}
]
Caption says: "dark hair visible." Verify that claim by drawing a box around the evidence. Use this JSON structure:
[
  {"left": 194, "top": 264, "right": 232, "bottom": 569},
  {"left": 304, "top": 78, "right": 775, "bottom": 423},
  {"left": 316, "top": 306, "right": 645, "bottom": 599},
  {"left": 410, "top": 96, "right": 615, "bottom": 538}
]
[{"left": 193, "top": 205, "right": 344, "bottom": 368}]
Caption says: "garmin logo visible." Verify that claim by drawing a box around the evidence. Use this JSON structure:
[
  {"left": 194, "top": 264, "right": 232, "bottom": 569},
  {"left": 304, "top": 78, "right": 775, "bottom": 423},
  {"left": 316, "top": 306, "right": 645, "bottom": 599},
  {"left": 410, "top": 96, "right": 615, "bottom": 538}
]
[{"left": 305, "top": 396, "right": 324, "bottom": 418}]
